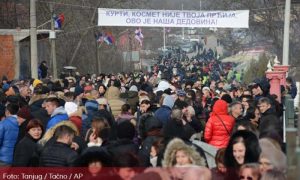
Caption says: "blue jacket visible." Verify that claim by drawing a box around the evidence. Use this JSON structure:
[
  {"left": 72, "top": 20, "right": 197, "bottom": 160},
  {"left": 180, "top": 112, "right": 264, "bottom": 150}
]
[
  {"left": 154, "top": 105, "right": 172, "bottom": 125},
  {"left": 154, "top": 95, "right": 174, "bottom": 125},
  {"left": 0, "top": 116, "right": 19, "bottom": 164},
  {"left": 46, "top": 107, "right": 69, "bottom": 130}
]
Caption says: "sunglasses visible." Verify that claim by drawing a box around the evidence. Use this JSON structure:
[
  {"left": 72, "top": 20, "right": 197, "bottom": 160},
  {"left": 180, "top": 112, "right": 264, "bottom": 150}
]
[{"left": 239, "top": 176, "right": 253, "bottom": 180}]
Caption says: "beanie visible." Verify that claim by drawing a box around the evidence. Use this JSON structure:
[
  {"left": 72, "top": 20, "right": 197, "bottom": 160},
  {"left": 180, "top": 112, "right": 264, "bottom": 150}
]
[
  {"left": 33, "top": 79, "right": 42, "bottom": 88},
  {"left": 17, "top": 107, "right": 32, "bottom": 120},
  {"left": 116, "top": 121, "right": 135, "bottom": 140}
]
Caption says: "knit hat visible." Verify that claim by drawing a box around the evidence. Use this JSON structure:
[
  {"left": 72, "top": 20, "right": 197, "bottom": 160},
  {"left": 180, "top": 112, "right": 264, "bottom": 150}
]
[
  {"left": 116, "top": 121, "right": 135, "bottom": 140},
  {"left": 17, "top": 107, "right": 32, "bottom": 120},
  {"left": 177, "top": 89, "right": 186, "bottom": 96},
  {"left": 64, "top": 102, "right": 78, "bottom": 115},
  {"left": 129, "top": 85, "right": 138, "bottom": 92},
  {"left": 84, "top": 85, "right": 93, "bottom": 92},
  {"left": 33, "top": 79, "right": 42, "bottom": 88},
  {"left": 162, "top": 95, "right": 175, "bottom": 109},
  {"left": 139, "top": 95, "right": 150, "bottom": 104},
  {"left": 202, "top": 87, "right": 210, "bottom": 93},
  {"left": 2, "top": 83, "right": 10, "bottom": 91},
  {"left": 155, "top": 80, "right": 170, "bottom": 93}
]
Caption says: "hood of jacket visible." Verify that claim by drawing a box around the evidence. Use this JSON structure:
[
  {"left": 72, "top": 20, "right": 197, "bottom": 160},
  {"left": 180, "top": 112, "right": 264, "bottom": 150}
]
[
  {"left": 105, "top": 86, "right": 121, "bottom": 100},
  {"left": 163, "top": 95, "right": 175, "bottom": 109},
  {"left": 162, "top": 138, "right": 206, "bottom": 167},
  {"left": 51, "top": 106, "right": 67, "bottom": 117},
  {"left": 212, "top": 99, "right": 228, "bottom": 116}
]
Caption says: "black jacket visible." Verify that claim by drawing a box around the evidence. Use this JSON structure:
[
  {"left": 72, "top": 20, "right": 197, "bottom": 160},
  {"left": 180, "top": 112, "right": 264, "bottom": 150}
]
[
  {"left": 106, "top": 139, "right": 139, "bottom": 159},
  {"left": 13, "top": 134, "right": 39, "bottom": 167},
  {"left": 259, "top": 108, "right": 283, "bottom": 140},
  {"left": 39, "top": 141, "right": 78, "bottom": 167}
]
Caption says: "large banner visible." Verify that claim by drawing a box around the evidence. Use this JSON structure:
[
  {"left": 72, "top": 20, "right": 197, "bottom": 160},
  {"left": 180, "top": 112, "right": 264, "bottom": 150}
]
[{"left": 98, "top": 8, "right": 249, "bottom": 28}]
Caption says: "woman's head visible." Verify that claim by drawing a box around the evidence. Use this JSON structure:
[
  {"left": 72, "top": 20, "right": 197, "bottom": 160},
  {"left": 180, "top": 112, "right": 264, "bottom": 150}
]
[
  {"left": 98, "top": 84, "right": 106, "bottom": 95},
  {"left": 215, "top": 148, "right": 226, "bottom": 174},
  {"left": 162, "top": 138, "right": 206, "bottom": 167},
  {"left": 91, "top": 117, "right": 110, "bottom": 138},
  {"left": 232, "top": 121, "right": 259, "bottom": 136},
  {"left": 225, "top": 130, "right": 261, "bottom": 168},
  {"left": 175, "top": 149, "right": 192, "bottom": 166},
  {"left": 26, "top": 119, "right": 44, "bottom": 140},
  {"left": 239, "top": 163, "right": 261, "bottom": 180}
]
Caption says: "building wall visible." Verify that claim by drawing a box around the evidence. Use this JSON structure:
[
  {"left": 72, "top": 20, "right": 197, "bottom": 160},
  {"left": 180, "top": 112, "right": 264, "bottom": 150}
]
[{"left": 0, "top": 35, "right": 15, "bottom": 79}]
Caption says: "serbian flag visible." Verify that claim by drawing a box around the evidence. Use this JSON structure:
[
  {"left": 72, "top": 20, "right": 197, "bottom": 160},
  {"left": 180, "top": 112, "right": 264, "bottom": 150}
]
[
  {"left": 96, "top": 32, "right": 104, "bottom": 43},
  {"left": 135, "top": 27, "right": 144, "bottom": 46},
  {"left": 104, "top": 32, "right": 115, "bottom": 45},
  {"left": 53, "top": 13, "right": 65, "bottom": 29}
]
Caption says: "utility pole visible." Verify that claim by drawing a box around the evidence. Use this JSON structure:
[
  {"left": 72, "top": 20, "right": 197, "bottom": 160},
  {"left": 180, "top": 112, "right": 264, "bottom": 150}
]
[
  {"left": 50, "top": 4, "right": 57, "bottom": 79},
  {"left": 30, "top": 0, "right": 38, "bottom": 79},
  {"left": 182, "top": 4, "right": 184, "bottom": 39},
  {"left": 282, "top": 0, "right": 291, "bottom": 65}
]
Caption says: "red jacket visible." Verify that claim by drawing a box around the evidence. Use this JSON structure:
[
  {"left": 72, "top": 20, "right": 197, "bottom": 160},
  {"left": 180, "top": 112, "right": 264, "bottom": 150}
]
[{"left": 204, "top": 100, "right": 235, "bottom": 148}]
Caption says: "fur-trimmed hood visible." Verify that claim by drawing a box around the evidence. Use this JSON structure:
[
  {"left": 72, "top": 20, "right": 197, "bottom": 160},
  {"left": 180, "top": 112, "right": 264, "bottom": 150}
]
[{"left": 162, "top": 138, "right": 206, "bottom": 167}]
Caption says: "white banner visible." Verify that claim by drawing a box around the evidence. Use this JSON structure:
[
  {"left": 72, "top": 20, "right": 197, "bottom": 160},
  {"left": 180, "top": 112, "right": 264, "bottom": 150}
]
[{"left": 98, "top": 8, "right": 249, "bottom": 28}]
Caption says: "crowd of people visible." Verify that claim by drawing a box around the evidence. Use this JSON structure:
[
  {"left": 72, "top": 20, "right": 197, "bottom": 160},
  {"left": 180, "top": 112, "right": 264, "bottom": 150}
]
[{"left": 0, "top": 52, "right": 297, "bottom": 180}]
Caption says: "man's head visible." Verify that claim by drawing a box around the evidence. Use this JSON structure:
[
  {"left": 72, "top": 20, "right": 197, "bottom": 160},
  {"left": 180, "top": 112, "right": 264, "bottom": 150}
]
[
  {"left": 258, "top": 97, "right": 272, "bottom": 114},
  {"left": 251, "top": 84, "right": 263, "bottom": 96},
  {"left": 5, "top": 103, "right": 19, "bottom": 117},
  {"left": 241, "top": 95, "right": 253, "bottom": 108},
  {"left": 229, "top": 101, "right": 243, "bottom": 118},
  {"left": 45, "top": 97, "right": 60, "bottom": 115},
  {"left": 54, "top": 125, "right": 75, "bottom": 145},
  {"left": 19, "top": 85, "right": 31, "bottom": 98}
]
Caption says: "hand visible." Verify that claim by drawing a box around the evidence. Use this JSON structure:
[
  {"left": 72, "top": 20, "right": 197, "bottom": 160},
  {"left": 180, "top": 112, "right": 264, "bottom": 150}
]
[
  {"left": 71, "top": 142, "right": 79, "bottom": 150},
  {"left": 89, "top": 132, "right": 97, "bottom": 143}
]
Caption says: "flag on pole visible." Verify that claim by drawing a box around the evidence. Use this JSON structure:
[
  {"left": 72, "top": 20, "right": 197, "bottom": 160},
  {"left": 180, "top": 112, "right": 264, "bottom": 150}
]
[
  {"left": 96, "top": 32, "right": 104, "bottom": 43},
  {"left": 96, "top": 32, "right": 115, "bottom": 45},
  {"left": 53, "top": 13, "right": 65, "bottom": 29},
  {"left": 134, "top": 27, "right": 144, "bottom": 46}
]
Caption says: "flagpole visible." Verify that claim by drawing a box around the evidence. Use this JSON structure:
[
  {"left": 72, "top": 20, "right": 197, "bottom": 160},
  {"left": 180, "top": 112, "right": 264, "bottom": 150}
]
[
  {"left": 50, "top": 3, "right": 57, "bottom": 79},
  {"left": 182, "top": 4, "right": 184, "bottom": 39},
  {"left": 163, "top": 27, "right": 166, "bottom": 50}
]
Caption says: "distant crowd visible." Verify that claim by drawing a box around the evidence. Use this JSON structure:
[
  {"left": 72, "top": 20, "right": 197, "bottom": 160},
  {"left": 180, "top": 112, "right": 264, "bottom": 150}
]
[{"left": 0, "top": 53, "right": 297, "bottom": 180}]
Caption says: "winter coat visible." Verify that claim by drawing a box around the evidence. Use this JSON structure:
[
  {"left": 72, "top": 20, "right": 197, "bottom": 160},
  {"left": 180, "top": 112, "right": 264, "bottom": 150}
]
[
  {"left": 82, "top": 100, "right": 98, "bottom": 136},
  {"left": 162, "top": 138, "right": 206, "bottom": 167},
  {"left": 46, "top": 106, "right": 69, "bottom": 130},
  {"left": 106, "top": 139, "right": 139, "bottom": 158},
  {"left": 13, "top": 134, "right": 39, "bottom": 166},
  {"left": 120, "top": 90, "right": 139, "bottom": 114},
  {"left": 115, "top": 113, "right": 135, "bottom": 124},
  {"left": 204, "top": 100, "right": 235, "bottom": 149},
  {"left": 39, "top": 141, "right": 78, "bottom": 167},
  {"left": 154, "top": 95, "right": 174, "bottom": 125},
  {"left": 105, "top": 86, "right": 125, "bottom": 118},
  {"left": 0, "top": 116, "right": 19, "bottom": 164},
  {"left": 259, "top": 108, "right": 283, "bottom": 139}
]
